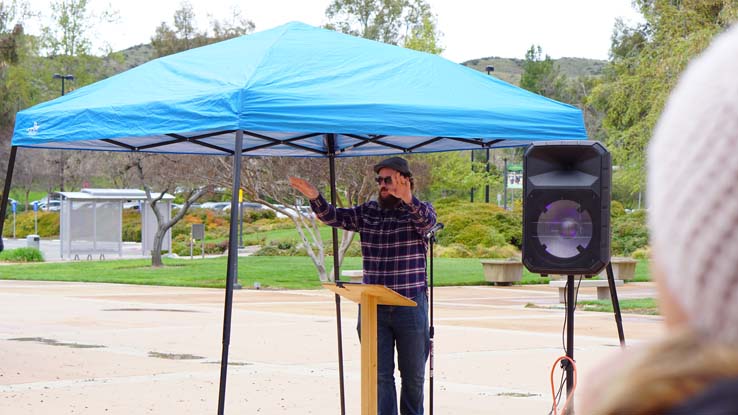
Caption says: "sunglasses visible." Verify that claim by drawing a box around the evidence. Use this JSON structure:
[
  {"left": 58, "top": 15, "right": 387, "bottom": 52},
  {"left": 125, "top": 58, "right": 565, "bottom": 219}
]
[{"left": 375, "top": 176, "right": 393, "bottom": 185}]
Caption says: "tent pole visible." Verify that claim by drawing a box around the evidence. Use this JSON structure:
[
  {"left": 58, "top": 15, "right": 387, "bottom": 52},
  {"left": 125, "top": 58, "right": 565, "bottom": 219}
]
[
  {"left": 327, "top": 133, "right": 346, "bottom": 415},
  {"left": 0, "top": 146, "right": 18, "bottom": 253},
  {"left": 217, "top": 131, "right": 243, "bottom": 415}
]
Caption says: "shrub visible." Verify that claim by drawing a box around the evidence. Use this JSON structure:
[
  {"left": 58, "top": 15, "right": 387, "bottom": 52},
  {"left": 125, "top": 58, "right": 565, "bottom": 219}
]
[
  {"left": 611, "top": 200, "right": 626, "bottom": 217},
  {"left": 473, "top": 245, "right": 520, "bottom": 259},
  {"left": 121, "top": 210, "right": 142, "bottom": 242},
  {"left": 436, "top": 243, "right": 474, "bottom": 258},
  {"left": 343, "top": 240, "right": 362, "bottom": 257},
  {"left": 611, "top": 210, "right": 649, "bottom": 256},
  {"left": 254, "top": 245, "right": 292, "bottom": 256},
  {"left": 276, "top": 240, "right": 293, "bottom": 250},
  {"left": 4, "top": 211, "right": 60, "bottom": 238},
  {"left": 434, "top": 198, "right": 522, "bottom": 250},
  {"left": 170, "top": 234, "right": 228, "bottom": 256},
  {"left": 244, "top": 209, "right": 276, "bottom": 222},
  {"left": 632, "top": 246, "right": 651, "bottom": 260},
  {"left": 0, "top": 247, "right": 44, "bottom": 262}
]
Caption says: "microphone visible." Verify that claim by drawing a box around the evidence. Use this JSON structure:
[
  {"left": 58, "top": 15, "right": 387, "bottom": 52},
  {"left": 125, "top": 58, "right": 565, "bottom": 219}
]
[{"left": 426, "top": 222, "right": 444, "bottom": 239}]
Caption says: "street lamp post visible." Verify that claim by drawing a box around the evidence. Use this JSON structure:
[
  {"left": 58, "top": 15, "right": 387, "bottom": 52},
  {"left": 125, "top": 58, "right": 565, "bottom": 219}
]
[
  {"left": 53, "top": 74, "right": 74, "bottom": 192},
  {"left": 53, "top": 73, "right": 74, "bottom": 95},
  {"left": 484, "top": 66, "right": 494, "bottom": 203},
  {"left": 503, "top": 158, "right": 508, "bottom": 211}
]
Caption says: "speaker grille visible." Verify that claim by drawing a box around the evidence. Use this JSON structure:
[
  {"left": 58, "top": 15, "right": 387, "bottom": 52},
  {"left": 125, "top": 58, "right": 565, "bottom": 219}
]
[{"left": 535, "top": 199, "right": 593, "bottom": 259}]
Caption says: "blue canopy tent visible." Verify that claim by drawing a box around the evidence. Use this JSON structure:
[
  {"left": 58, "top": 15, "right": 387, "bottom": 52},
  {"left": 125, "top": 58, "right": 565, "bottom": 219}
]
[{"left": 0, "top": 22, "right": 587, "bottom": 414}]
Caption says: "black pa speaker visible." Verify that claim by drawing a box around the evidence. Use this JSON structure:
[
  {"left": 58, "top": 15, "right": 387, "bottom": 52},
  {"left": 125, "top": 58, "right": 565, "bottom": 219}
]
[{"left": 522, "top": 141, "right": 611, "bottom": 275}]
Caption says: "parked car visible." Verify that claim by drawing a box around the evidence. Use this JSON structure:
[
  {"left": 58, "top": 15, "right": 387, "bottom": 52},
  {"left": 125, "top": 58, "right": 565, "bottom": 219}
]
[
  {"left": 272, "top": 204, "right": 314, "bottom": 219},
  {"left": 200, "top": 202, "right": 231, "bottom": 211},
  {"left": 32, "top": 200, "right": 61, "bottom": 212},
  {"left": 241, "top": 202, "right": 264, "bottom": 210}
]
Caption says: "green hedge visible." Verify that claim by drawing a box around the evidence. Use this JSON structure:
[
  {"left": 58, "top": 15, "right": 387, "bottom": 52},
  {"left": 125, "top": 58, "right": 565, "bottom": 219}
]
[
  {"left": 0, "top": 247, "right": 44, "bottom": 262},
  {"left": 171, "top": 233, "right": 229, "bottom": 256},
  {"left": 2, "top": 212, "right": 59, "bottom": 238}
]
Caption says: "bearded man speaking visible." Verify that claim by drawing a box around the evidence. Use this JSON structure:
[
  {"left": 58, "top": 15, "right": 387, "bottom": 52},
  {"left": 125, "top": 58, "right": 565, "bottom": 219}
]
[{"left": 289, "top": 156, "right": 436, "bottom": 415}]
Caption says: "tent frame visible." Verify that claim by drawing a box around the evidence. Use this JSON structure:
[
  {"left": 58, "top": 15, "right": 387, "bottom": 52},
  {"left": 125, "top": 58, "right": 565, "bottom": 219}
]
[
  {"left": 49, "top": 128, "right": 507, "bottom": 157},
  {"left": 0, "top": 132, "right": 507, "bottom": 414}
]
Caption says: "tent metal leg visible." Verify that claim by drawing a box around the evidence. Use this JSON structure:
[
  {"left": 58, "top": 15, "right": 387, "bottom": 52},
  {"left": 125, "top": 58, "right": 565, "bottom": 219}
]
[
  {"left": 217, "top": 131, "right": 243, "bottom": 415},
  {"left": 327, "top": 134, "right": 346, "bottom": 414},
  {"left": 0, "top": 146, "right": 18, "bottom": 253}
]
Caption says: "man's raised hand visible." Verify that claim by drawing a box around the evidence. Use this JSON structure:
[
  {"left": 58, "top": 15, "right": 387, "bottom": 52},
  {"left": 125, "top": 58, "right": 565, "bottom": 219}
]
[
  {"left": 289, "top": 177, "right": 319, "bottom": 200},
  {"left": 389, "top": 172, "right": 413, "bottom": 204}
]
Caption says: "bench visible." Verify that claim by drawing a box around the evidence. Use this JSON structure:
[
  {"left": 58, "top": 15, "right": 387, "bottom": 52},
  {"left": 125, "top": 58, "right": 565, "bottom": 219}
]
[
  {"left": 549, "top": 279, "right": 624, "bottom": 303},
  {"left": 480, "top": 260, "right": 523, "bottom": 285},
  {"left": 597, "top": 257, "right": 638, "bottom": 281},
  {"left": 342, "top": 270, "right": 363, "bottom": 283}
]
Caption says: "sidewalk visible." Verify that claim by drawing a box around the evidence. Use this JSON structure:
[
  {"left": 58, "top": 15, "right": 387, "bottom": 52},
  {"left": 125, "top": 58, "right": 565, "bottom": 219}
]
[
  {"left": 0, "top": 280, "right": 662, "bottom": 414},
  {"left": 0, "top": 238, "right": 259, "bottom": 262}
]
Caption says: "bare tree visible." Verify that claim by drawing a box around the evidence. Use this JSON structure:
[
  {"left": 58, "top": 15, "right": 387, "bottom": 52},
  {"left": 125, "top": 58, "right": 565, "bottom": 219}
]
[
  {"left": 100, "top": 153, "right": 215, "bottom": 267},
  {"left": 211, "top": 156, "right": 380, "bottom": 282},
  {"left": 133, "top": 157, "right": 207, "bottom": 267}
]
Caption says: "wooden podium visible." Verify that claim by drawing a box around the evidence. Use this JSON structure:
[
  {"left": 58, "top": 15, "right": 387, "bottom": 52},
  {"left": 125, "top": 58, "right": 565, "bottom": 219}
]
[{"left": 323, "top": 282, "right": 416, "bottom": 415}]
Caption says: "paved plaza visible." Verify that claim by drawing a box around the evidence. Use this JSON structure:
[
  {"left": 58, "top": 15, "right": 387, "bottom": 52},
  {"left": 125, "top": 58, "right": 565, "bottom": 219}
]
[{"left": 0, "top": 278, "right": 663, "bottom": 414}]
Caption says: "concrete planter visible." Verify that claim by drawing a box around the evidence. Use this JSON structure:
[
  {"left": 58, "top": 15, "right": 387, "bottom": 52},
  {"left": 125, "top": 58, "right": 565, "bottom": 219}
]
[
  {"left": 598, "top": 257, "right": 638, "bottom": 281},
  {"left": 480, "top": 260, "right": 523, "bottom": 285}
]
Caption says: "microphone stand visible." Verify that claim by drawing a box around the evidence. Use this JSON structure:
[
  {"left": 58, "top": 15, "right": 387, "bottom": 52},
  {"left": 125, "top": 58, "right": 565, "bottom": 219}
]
[{"left": 426, "top": 223, "right": 443, "bottom": 415}]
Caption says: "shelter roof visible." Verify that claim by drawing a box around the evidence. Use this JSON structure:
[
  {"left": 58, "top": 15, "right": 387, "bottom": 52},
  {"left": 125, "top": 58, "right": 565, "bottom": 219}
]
[
  {"left": 57, "top": 189, "right": 174, "bottom": 201},
  {"left": 11, "top": 22, "right": 587, "bottom": 157}
]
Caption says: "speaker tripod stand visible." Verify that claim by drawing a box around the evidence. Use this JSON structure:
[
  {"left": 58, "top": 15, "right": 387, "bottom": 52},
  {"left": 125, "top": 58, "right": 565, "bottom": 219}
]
[{"left": 560, "top": 261, "right": 626, "bottom": 414}]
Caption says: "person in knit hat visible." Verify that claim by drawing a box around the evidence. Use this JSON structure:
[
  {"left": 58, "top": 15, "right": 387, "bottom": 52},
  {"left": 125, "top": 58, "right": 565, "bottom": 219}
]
[{"left": 579, "top": 24, "right": 738, "bottom": 414}]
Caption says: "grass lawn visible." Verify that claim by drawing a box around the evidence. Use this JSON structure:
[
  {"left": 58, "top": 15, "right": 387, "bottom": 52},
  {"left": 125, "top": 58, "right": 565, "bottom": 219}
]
[
  {"left": 239, "top": 226, "right": 338, "bottom": 246},
  {"left": 578, "top": 298, "right": 659, "bottom": 315},
  {"left": 0, "top": 256, "right": 652, "bottom": 290}
]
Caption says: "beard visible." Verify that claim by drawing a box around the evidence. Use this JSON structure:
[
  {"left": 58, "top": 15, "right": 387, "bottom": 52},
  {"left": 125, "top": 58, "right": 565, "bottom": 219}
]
[{"left": 378, "top": 189, "right": 402, "bottom": 210}]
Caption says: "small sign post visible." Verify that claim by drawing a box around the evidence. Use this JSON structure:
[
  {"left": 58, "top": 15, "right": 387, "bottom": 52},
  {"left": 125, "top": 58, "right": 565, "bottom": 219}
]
[
  {"left": 191, "top": 223, "right": 205, "bottom": 259},
  {"left": 32, "top": 201, "right": 38, "bottom": 234},
  {"left": 11, "top": 200, "right": 17, "bottom": 238}
]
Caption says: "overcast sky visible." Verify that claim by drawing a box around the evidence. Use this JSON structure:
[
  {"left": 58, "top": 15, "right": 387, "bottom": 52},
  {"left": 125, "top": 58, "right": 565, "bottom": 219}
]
[{"left": 27, "top": 0, "right": 644, "bottom": 62}]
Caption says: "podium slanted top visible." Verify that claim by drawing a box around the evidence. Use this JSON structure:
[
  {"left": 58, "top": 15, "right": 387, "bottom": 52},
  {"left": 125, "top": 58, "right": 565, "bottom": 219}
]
[{"left": 322, "top": 283, "right": 416, "bottom": 307}]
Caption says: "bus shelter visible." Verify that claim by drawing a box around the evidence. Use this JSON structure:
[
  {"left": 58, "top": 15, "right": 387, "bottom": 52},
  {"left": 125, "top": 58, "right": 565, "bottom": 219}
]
[{"left": 57, "top": 188, "right": 173, "bottom": 259}]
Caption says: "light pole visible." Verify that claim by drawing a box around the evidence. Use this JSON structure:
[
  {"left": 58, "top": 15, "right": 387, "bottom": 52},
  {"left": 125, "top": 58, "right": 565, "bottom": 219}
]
[
  {"left": 53, "top": 73, "right": 74, "bottom": 95},
  {"left": 53, "top": 74, "right": 74, "bottom": 192},
  {"left": 484, "top": 66, "right": 494, "bottom": 203},
  {"left": 503, "top": 158, "right": 508, "bottom": 211},
  {"left": 470, "top": 150, "right": 474, "bottom": 202}
]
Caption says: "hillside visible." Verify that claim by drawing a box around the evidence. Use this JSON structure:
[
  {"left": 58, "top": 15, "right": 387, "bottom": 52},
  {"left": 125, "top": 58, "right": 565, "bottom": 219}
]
[
  {"left": 104, "top": 44, "right": 157, "bottom": 73},
  {"left": 105, "top": 42, "right": 607, "bottom": 88},
  {"left": 462, "top": 56, "right": 607, "bottom": 86}
]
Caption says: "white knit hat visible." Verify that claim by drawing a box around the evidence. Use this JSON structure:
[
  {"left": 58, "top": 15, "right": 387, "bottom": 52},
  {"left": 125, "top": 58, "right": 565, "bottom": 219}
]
[{"left": 648, "top": 24, "right": 738, "bottom": 344}]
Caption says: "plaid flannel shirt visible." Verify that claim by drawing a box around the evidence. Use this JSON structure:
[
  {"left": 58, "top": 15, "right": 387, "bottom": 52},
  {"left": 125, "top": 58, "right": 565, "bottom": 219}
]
[{"left": 310, "top": 194, "right": 437, "bottom": 299}]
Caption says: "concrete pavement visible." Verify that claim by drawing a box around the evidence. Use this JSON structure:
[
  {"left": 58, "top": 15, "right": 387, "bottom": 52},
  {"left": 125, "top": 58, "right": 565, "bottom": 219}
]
[{"left": 0, "top": 280, "right": 663, "bottom": 414}]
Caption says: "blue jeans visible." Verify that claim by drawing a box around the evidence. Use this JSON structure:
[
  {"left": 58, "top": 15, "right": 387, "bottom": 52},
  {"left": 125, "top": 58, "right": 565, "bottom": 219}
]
[{"left": 358, "top": 292, "right": 429, "bottom": 415}]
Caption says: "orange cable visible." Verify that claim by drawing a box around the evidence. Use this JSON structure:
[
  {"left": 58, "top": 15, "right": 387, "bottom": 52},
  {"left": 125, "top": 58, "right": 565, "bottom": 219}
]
[{"left": 550, "top": 355, "right": 577, "bottom": 415}]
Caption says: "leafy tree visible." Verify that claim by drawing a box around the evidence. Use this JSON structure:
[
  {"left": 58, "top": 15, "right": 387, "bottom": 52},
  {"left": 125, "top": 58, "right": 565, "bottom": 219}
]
[
  {"left": 325, "top": 0, "right": 442, "bottom": 53},
  {"left": 520, "top": 45, "right": 566, "bottom": 98},
  {"left": 589, "top": 0, "right": 738, "bottom": 195},
  {"left": 150, "top": 1, "right": 254, "bottom": 57},
  {"left": 425, "top": 151, "right": 500, "bottom": 200}
]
